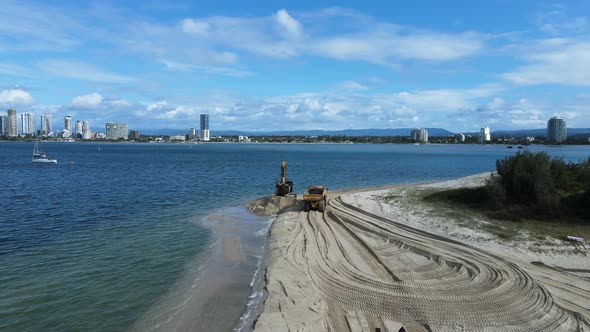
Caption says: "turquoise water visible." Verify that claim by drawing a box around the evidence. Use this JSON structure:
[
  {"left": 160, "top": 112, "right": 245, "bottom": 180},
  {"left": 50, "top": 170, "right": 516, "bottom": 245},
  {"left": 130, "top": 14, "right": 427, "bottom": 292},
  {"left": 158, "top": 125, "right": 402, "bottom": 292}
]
[{"left": 0, "top": 142, "right": 588, "bottom": 331}]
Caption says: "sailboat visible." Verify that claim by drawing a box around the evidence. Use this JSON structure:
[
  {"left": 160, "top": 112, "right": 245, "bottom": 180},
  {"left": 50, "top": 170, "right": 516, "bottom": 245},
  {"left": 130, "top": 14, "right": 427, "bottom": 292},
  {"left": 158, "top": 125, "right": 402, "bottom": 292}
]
[{"left": 32, "top": 138, "right": 57, "bottom": 164}]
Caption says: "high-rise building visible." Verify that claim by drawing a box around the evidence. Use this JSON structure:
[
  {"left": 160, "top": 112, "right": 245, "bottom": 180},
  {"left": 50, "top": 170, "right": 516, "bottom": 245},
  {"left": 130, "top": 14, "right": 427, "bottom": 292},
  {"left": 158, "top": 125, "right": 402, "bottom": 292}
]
[
  {"left": 105, "top": 123, "right": 128, "bottom": 139},
  {"left": 0, "top": 115, "right": 6, "bottom": 135},
  {"left": 456, "top": 133, "right": 465, "bottom": 142},
  {"left": 200, "top": 113, "right": 210, "bottom": 141},
  {"left": 479, "top": 127, "right": 491, "bottom": 143},
  {"left": 188, "top": 128, "right": 196, "bottom": 140},
  {"left": 410, "top": 128, "right": 428, "bottom": 143},
  {"left": 20, "top": 112, "right": 35, "bottom": 135},
  {"left": 7, "top": 109, "right": 17, "bottom": 137},
  {"left": 547, "top": 116, "right": 567, "bottom": 144},
  {"left": 82, "top": 121, "right": 91, "bottom": 139},
  {"left": 40, "top": 114, "right": 52, "bottom": 136},
  {"left": 75, "top": 120, "right": 83, "bottom": 139},
  {"left": 63, "top": 116, "right": 72, "bottom": 138},
  {"left": 129, "top": 130, "right": 140, "bottom": 140}
]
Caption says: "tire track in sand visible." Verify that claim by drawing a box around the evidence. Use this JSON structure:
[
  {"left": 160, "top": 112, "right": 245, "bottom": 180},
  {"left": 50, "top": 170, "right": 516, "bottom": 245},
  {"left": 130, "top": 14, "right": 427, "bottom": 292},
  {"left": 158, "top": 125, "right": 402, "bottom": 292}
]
[{"left": 294, "top": 194, "right": 590, "bottom": 331}]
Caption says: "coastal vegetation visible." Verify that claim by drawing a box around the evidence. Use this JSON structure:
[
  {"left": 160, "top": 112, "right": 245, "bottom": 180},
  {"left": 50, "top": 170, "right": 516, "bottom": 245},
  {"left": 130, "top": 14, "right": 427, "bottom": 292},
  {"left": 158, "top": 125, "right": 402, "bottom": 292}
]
[{"left": 425, "top": 151, "right": 590, "bottom": 240}]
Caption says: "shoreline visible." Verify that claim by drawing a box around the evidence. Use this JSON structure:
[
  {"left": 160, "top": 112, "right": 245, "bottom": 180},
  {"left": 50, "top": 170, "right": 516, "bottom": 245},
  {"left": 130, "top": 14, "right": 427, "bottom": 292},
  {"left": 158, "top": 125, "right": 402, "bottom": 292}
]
[
  {"left": 252, "top": 173, "right": 590, "bottom": 331},
  {"left": 130, "top": 206, "right": 273, "bottom": 332}
]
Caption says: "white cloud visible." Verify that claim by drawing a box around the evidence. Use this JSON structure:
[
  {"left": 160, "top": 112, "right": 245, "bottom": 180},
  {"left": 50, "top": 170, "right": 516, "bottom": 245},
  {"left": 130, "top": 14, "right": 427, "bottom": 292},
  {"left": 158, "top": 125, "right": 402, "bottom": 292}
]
[
  {"left": 0, "top": 89, "right": 33, "bottom": 105},
  {"left": 39, "top": 60, "right": 136, "bottom": 83},
  {"left": 0, "top": 63, "right": 30, "bottom": 77},
  {"left": 0, "top": 1, "right": 81, "bottom": 51},
  {"left": 158, "top": 59, "right": 196, "bottom": 71},
  {"left": 309, "top": 29, "right": 483, "bottom": 65},
  {"left": 71, "top": 93, "right": 104, "bottom": 107},
  {"left": 154, "top": 8, "right": 485, "bottom": 71},
  {"left": 146, "top": 100, "right": 169, "bottom": 112},
  {"left": 503, "top": 41, "right": 590, "bottom": 86},
  {"left": 21, "top": 84, "right": 589, "bottom": 132},
  {"left": 158, "top": 58, "right": 254, "bottom": 76},
  {"left": 536, "top": 5, "right": 588, "bottom": 35},
  {"left": 340, "top": 80, "right": 369, "bottom": 90},
  {"left": 180, "top": 19, "right": 210, "bottom": 36},
  {"left": 273, "top": 9, "right": 303, "bottom": 39}
]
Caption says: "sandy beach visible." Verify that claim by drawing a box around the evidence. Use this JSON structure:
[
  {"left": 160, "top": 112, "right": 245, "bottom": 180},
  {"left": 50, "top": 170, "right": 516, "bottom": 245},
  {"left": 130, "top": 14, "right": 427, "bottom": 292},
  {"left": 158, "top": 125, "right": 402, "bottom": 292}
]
[{"left": 252, "top": 173, "right": 590, "bottom": 331}]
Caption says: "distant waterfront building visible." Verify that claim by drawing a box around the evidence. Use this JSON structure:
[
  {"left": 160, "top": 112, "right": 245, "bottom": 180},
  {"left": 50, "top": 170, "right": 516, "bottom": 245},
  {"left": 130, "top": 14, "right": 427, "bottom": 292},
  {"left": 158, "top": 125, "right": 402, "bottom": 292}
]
[
  {"left": 410, "top": 128, "right": 428, "bottom": 143},
  {"left": 105, "top": 123, "right": 128, "bottom": 140},
  {"left": 40, "top": 114, "right": 52, "bottom": 136},
  {"left": 456, "top": 133, "right": 465, "bottom": 142},
  {"left": 547, "top": 116, "right": 567, "bottom": 144},
  {"left": 7, "top": 109, "right": 17, "bottom": 137},
  {"left": 200, "top": 113, "right": 210, "bottom": 141},
  {"left": 20, "top": 112, "right": 35, "bottom": 135},
  {"left": 479, "top": 127, "right": 491, "bottom": 143},
  {"left": 63, "top": 116, "right": 72, "bottom": 138},
  {"left": 129, "top": 130, "right": 141, "bottom": 140},
  {"left": 169, "top": 135, "right": 186, "bottom": 142},
  {"left": 0, "top": 115, "right": 6, "bottom": 135},
  {"left": 75, "top": 120, "right": 83, "bottom": 139},
  {"left": 188, "top": 128, "right": 196, "bottom": 140},
  {"left": 82, "top": 121, "right": 91, "bottom": 139}
]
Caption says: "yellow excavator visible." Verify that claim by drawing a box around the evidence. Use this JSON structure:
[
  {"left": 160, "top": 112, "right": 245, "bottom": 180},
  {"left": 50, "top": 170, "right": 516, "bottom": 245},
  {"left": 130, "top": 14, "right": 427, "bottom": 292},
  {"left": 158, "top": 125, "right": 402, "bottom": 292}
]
[{"left": 275, "top": 160, "right": 295, "bottom": 197}]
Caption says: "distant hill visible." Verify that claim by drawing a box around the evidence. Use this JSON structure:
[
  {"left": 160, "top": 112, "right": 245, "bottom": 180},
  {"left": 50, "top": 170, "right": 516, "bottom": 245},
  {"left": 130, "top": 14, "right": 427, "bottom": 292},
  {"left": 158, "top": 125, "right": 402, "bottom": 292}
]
[
  {"left": 490, "top": 128, "right": 590, "bottom": 137},
  {"left": 141, "top": 128, "right": 454, "bottom": 137},
  {"left": 138, "top": 127, "right": 590, "bottom": 138}
]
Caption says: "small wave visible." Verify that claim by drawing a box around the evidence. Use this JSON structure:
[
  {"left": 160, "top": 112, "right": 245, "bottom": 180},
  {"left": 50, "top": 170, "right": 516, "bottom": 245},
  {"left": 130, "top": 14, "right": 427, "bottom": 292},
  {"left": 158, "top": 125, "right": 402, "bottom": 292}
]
[
  {"left": 234, "top": 252, "right": 266, "bottom": 331},
  {"left": 254, "top": 216, "right": 276, "bottom": 237}
]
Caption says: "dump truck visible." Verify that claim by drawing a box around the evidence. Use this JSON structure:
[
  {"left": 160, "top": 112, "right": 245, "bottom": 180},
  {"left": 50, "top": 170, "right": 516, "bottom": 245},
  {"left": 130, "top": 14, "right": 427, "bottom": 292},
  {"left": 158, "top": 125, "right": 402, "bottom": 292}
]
[
  {"left": 303, "top": 185, "right": 328, "bottom": 212},
  {"left": 275, "top": 160, "right": 295, "bottom": 197}
]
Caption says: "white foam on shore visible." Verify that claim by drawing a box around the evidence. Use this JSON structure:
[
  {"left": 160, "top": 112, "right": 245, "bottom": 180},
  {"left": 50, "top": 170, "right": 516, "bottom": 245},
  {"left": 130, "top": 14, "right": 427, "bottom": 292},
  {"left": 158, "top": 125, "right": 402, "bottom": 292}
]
[{"left": 234, "top": 215, "right": 277, "bottom": 332}]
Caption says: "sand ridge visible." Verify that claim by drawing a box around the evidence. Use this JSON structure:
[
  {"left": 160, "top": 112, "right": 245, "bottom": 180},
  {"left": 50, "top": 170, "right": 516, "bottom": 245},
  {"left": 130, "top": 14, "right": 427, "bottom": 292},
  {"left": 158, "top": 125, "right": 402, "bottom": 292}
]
[{"left": 254, "top": 174, "right": 590, "bottom": 332}]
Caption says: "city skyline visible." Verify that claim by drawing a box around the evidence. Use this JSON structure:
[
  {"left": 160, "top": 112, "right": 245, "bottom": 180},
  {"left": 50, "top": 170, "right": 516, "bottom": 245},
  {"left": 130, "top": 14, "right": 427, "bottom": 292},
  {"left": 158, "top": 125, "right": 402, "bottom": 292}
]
[{"left": 0, "top": 1, "right": 589, "bottom": 132}]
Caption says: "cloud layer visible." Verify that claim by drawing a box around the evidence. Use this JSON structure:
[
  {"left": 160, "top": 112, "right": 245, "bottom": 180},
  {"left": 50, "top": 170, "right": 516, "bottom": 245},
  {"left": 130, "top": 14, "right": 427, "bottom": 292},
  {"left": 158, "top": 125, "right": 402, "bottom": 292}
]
[{"left": 1, "top": 4, "right": 589, "bottom": 131}]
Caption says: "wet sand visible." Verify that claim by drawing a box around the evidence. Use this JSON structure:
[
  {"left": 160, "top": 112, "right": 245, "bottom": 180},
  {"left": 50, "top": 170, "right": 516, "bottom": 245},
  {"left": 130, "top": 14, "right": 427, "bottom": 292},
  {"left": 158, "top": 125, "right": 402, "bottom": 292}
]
[
  {"left": 254, "top": 173, "right": 590, "bottom": 331},
  {"left": 130, "top": 207, "right": 272, "bottom": 332}
]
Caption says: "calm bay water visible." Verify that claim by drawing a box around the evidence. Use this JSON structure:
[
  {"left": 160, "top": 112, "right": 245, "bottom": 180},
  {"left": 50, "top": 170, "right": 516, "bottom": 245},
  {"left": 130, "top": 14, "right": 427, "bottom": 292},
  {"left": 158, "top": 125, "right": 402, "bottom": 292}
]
[{"left": 0, "top": 142, "right": 588, "bottom": 331}]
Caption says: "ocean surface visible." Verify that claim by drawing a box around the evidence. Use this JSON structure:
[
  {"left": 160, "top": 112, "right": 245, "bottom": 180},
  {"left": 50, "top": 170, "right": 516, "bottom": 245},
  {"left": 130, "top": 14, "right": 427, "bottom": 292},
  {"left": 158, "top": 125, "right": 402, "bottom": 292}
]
[{"left": 0, "top": 142, "right": 588, "bottom": 331}]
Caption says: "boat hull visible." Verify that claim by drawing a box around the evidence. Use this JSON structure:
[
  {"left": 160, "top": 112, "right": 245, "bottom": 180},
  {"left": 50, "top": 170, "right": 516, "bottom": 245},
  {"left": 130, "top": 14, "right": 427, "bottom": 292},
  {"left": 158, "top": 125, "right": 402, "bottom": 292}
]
[{"left": 32, "top": 158, "right": 57, "bottom": 164}]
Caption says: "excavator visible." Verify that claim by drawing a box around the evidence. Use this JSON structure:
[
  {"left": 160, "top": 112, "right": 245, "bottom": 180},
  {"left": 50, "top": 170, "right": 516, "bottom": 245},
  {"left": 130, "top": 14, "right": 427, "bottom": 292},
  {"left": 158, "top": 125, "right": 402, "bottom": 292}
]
[{"left": 275, "top": 160, "right": 295, "bottom": 197}]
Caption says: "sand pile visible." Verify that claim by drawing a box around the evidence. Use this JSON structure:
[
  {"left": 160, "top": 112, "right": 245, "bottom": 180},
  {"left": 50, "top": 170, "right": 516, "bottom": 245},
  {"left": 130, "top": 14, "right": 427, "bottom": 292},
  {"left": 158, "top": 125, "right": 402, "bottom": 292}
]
[{"left": 246, "top": 195, "right": 299, "bottom": 216}]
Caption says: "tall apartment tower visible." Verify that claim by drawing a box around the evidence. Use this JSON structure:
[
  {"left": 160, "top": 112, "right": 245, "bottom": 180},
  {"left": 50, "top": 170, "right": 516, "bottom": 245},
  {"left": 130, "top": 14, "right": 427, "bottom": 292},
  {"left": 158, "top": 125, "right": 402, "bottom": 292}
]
[
  {"left": 0, "top": 115, "right": 6, "bottom": 135},
  {"left": 63, "top": 116, "right": 72, "bottom": 138},
  {"left": 200, "top": 113, "right": 210, "bottom": 141},
  {"left": 82, "top": 121, "right": 91, "bottom": 139},
  {"left": 20, "top": 112, "right": 36, "bottom": 135},
  {"left": 479, "top": 127, "right": 491, "bottom": 143},
  {"left": 40, "top": 114, "right": 52, "bottom": 136},
  {"left": 75, "top": 120, "right": 83, "bottom": 139},
  {"left": 7, "top": 109, "right": 17, "bottom": 137},
  {"left": 410, "top": 128, "right": 428, "bottom": 143},
  {"left": 547, "top": 116, "right": 567, "bottom": 144}
]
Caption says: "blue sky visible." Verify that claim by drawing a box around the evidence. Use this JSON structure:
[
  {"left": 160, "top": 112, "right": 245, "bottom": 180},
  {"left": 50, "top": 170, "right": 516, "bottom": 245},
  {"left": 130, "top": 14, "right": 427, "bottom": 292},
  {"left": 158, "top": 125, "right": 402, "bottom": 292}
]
[{"left": 0, "top": 0, "right": 589, "bottom": 132}]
